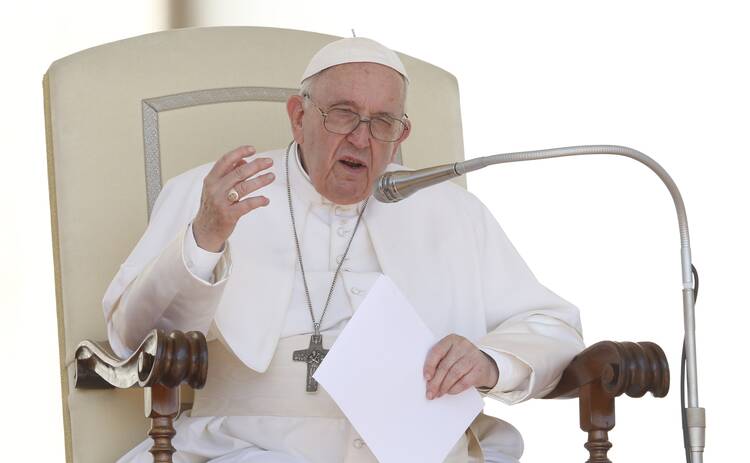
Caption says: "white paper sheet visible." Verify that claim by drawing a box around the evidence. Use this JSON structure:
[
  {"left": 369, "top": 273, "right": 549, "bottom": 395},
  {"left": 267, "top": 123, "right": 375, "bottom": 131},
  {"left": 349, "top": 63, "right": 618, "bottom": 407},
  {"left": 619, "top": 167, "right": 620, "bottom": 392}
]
[{"left": 313, "top": 275, "right": 485, "bottom": 463}]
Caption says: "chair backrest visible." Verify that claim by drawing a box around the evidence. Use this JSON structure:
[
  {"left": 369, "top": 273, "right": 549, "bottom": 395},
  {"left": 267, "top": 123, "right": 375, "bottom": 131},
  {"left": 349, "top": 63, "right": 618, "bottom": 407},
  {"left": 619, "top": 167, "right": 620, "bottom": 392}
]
[{"left": 44, "top": 26, "right": 465, "bottom": 462}]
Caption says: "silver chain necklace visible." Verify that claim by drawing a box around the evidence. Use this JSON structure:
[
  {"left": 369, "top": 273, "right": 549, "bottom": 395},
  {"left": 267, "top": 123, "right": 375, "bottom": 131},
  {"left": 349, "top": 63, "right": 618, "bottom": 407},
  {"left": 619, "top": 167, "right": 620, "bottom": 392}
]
[{"left": 285, "top": 142, "right": 369, "bottom": 392}]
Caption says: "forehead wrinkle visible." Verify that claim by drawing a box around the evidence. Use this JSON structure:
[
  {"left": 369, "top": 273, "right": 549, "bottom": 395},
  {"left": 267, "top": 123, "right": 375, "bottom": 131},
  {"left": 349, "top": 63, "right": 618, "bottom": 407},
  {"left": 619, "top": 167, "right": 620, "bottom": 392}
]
[{"left": 315, "top": 63, "right": 405, "bottom": 116}]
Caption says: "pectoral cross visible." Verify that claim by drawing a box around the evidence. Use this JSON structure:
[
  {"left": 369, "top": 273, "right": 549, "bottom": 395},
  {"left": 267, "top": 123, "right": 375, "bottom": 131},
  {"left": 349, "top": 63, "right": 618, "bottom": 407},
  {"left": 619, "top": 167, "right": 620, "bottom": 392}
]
[{"left": 293, "top": 334, "right": 329, "bottom": 392}]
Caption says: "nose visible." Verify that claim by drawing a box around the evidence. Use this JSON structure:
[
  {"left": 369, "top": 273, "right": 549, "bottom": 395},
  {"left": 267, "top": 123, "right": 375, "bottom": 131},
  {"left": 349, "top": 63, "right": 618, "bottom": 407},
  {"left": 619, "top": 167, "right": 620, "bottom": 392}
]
[{"left": 346, "top": 120, "right": 371, "bottom": 149}]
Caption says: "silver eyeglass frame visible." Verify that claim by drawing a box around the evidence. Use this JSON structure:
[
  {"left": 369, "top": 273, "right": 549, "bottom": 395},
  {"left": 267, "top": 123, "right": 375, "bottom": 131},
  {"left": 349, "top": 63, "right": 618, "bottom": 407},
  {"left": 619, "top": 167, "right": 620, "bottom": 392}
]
[{"left": 302, "top": 93, "right": 408, "bottom": 142}]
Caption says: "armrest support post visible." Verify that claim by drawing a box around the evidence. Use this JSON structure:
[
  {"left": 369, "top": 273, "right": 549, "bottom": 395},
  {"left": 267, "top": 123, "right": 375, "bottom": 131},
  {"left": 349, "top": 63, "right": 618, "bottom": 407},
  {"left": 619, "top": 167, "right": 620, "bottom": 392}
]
[
  {"left": 146, "top": 384, "right": 179, "bottom": 463},
  {"left": 580, "top": 382, "right": 615, "bottom": 463}
]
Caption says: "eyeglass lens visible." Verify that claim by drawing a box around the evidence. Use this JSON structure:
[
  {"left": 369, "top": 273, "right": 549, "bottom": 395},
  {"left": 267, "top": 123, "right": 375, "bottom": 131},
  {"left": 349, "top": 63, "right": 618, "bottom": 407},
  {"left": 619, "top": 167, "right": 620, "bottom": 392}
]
[{"left": 324, "top": 108, "right": 404, "bottom": 141}]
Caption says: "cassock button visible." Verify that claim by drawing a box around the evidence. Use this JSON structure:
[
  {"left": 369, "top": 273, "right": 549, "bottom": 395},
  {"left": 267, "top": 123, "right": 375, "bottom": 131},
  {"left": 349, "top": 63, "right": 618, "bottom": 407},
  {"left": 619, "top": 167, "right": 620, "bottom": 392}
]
[
  {"left": 353, "top": 438, "right": 365, "bottom": 448},
  {"left": 334, "top": 206, "right": 352, "bottom": 217},
  {"left": 337, "top": 227, "right": 350, "bottom": 237},
  {"left": 336, "top": 255, "right": 348, "bottom": 264},
  {"left": 350, "top": 287, "right": 363, "bottom": 295}
]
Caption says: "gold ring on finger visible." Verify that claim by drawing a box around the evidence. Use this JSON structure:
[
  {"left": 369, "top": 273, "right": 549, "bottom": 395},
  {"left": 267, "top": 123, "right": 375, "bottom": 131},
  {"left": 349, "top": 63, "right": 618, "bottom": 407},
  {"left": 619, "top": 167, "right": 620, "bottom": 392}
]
[{"left": 227, "top": 188, "right": 240, "bottom": 203}]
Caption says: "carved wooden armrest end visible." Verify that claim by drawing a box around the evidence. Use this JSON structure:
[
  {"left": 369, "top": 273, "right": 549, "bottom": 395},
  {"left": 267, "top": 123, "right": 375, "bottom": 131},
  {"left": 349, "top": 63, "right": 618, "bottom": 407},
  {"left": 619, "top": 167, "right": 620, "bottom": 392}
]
[
  {"left": 545, "top": 340, "right": 669, "bottom": 400},
  {"left": 74, "top": 329, "right": 208, "bottom": 390},
  {"left": 543, "top": 341, "right": 669, "bottom": 463},
  {"left": 74, "top": 330, "right": 209, "bottom": 462}
]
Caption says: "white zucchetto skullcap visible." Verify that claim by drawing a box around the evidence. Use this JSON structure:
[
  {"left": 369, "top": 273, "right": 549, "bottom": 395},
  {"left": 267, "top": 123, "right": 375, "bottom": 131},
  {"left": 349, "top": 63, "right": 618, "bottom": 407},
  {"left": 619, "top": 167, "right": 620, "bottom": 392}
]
[{"left": 300, "top": 37, "right": 409, "bottom": 84}]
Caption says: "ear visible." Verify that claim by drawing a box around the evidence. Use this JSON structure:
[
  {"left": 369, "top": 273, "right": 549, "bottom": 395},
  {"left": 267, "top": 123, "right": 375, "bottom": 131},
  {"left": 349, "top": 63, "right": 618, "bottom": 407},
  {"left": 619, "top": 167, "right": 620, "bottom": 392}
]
[
  {"left": 286, "top": 95, "right": 305, "bottom": 144},
  {"left": 389, "top": 118, "right": 411, "bottom": 163}
]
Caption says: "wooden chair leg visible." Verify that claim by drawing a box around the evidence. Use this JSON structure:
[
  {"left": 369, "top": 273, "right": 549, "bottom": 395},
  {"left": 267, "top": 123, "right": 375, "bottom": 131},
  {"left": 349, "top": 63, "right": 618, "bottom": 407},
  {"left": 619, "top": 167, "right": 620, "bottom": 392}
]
[
  {"left": 584, "top": 430, "right": 612, "bottom": 463},
  {"left": 579, "top": 382, "right": 615, "bottom": 463},
  {"left": 146, "top": 384, "right": 180, "bottom": 463}
]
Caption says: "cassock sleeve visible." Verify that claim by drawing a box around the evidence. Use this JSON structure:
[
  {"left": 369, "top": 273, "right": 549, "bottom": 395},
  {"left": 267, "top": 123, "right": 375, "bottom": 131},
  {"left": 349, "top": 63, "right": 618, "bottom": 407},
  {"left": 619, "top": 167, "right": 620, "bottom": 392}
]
[
  {"left": 479, "top": 348, "right": 531, "bottom": 393},
  {"left": 104, "top": 167, "right": 232, "bottom": 358},
  {"left": 184, "top": 223, "right": 227, "bottom": 283},
  {"left": 473, "top": 201, "right": 585, "bottom": 405}
]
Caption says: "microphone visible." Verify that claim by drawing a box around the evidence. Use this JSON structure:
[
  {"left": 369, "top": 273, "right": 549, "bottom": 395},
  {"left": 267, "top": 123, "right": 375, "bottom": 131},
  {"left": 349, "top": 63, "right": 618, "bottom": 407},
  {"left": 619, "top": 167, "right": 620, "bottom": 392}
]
[
  {"left": 374, "top": 155, "right": 492, "bottom": 202},
  {"left": 374, "top": 163, "right": 463, "bottom": 203},
  {"left": 375, "top": 145, "right": 705, "bottom": 463},
  {"left": 373, "top": 145, "right": 570, "bottom": 202}
]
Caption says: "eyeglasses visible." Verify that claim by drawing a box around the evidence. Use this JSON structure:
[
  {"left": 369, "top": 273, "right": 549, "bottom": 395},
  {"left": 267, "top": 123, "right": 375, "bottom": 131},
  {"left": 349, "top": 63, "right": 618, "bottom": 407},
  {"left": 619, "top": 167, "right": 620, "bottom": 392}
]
[{"left": 304, "top": 94, "right": 408, "bottom": 142}]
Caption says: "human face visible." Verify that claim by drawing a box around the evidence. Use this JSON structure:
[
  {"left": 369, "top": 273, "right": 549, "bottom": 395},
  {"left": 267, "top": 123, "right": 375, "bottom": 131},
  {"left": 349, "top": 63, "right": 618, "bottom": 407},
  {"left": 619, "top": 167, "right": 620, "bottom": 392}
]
[{"left": 287, "top": 62, "right": 410, "bottom": 205}]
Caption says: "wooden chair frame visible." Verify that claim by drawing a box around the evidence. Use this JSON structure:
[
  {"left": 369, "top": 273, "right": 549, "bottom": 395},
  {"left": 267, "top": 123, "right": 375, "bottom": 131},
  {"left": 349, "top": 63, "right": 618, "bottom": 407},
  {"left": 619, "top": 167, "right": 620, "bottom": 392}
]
[{"left": 75, "top": 331, "right": 668, "bottom": 463}]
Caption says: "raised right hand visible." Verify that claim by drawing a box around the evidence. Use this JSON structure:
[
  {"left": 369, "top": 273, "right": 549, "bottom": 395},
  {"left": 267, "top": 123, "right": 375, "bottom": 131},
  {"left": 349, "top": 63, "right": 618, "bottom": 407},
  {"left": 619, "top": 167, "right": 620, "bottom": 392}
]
[{"left": 192, "top": 145, "right": 275, "bottom": 252}]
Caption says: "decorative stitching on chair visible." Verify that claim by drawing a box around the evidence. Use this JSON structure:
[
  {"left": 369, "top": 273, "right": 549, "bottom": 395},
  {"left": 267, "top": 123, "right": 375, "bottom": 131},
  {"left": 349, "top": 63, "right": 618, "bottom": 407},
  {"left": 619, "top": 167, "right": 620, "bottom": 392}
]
[{"left": 141, "top": 87, "right": 299, "bottom": 217}]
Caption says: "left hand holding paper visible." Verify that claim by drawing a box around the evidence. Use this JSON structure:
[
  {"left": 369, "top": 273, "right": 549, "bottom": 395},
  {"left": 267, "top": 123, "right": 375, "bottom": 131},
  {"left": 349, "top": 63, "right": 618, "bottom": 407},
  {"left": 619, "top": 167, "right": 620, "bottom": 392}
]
[{"left": 424, "top": 334, "right": 499, "bottom": 399}]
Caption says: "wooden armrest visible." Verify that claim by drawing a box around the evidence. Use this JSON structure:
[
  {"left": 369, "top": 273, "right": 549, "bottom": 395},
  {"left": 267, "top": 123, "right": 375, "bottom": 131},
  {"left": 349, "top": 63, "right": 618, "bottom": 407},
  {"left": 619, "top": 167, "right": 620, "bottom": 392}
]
[
  {"left": 74, "top": 330, "right": 208, "bottom": 463},
  {"left": 543, "top": 341, "right": 669, "bottom": 463},
  {"left": 545, "top": 340, "right": 669, "bottom": 399},
  {"left": 74, "top": 329, "right": 208, "bottom": 390}
]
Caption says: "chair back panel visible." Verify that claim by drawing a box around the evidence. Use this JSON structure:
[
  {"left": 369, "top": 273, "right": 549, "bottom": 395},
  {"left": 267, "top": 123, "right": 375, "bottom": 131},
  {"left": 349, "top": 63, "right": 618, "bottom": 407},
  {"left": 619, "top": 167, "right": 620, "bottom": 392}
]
[{"left": 45, "top": 26, "right": 465, "bottom": 462}]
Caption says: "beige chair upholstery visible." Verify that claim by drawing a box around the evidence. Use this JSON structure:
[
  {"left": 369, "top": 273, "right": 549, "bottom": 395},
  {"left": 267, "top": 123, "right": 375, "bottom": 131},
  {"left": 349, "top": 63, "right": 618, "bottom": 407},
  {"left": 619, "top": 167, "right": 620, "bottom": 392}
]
[{"left": 45, "top": 26, "right": 466, "bottom": 463}]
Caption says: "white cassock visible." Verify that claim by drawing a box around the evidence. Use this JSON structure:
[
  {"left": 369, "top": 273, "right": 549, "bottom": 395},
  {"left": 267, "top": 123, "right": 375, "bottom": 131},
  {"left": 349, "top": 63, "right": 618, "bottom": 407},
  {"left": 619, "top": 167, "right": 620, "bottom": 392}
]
[{"left": 104, "top": 143, "right": 585, "bottom": 463}]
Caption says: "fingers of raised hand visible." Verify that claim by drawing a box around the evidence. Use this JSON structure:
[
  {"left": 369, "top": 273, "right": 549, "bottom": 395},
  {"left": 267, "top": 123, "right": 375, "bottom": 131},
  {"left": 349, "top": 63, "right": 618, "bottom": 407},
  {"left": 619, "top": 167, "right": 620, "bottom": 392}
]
[
  {"left": 234, "top": 172, "right": 275, "bottom": 200},
  {"left": 208, "top": 145, "right": 256, "bottom": 180},
  {"left": 194, "top": 153, "right": 272, "bottom": 247},
  {"left": 223, "top": 158, "right": 275, "bottom": 199},
  {"left": 233, "top": 194, "right": 271, "bottom": 216}
]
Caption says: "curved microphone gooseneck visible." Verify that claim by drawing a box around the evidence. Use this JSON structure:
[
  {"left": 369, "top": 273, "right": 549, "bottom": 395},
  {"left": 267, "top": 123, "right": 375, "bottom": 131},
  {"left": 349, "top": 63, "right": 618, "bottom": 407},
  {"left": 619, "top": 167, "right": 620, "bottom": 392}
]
[{"left": 375, "top": 145, "right": 705, "bottom": 463}]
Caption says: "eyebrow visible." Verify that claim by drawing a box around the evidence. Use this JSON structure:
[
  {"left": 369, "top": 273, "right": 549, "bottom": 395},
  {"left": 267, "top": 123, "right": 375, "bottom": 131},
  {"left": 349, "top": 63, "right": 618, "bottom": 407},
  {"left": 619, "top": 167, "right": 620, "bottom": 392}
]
[{"left": 327, "top": 99, "right": 403, "bottom": 119}]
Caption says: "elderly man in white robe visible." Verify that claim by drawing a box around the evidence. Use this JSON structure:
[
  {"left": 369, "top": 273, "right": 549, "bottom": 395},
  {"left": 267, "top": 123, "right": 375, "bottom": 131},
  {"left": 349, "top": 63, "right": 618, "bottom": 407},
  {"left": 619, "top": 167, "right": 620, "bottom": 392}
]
[{"left": 105, "top": 37, "right": 585, "bottom": 463}]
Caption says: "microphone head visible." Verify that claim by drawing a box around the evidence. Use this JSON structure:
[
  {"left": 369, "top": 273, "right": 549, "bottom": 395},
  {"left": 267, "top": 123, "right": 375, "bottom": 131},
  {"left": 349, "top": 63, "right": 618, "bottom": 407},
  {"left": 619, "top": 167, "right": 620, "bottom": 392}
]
[
  {"left": 373, "top": 171, "right": 403, "bottom": 203},
  {"left": 374, "top": 165, "right": 461, "bottom": 203}
]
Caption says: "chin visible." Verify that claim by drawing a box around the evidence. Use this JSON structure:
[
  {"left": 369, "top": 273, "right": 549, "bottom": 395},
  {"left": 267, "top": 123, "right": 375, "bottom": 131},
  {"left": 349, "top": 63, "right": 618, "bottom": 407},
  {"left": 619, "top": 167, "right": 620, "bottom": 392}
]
[
  {"left": 334, "top": 194, "right": 365, "bottom": 205},
  {"left": 332, "top": 190, "right": 367, "bottom": 205},
  {"left": 327, "top": 183, "right": 371, "bottom": 205}
]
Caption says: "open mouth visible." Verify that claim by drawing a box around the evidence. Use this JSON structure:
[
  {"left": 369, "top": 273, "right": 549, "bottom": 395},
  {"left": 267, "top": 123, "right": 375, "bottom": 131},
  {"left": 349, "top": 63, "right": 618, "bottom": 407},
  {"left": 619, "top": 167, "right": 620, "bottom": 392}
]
[{"left": 339, "top": 158, "right": 366, "bottom": 170}]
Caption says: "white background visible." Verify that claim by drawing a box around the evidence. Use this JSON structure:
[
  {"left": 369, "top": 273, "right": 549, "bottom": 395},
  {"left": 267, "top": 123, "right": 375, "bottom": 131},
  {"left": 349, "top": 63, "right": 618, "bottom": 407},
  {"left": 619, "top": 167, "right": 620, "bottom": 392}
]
[{"left": 1, "top": 0, "right": 747, "bottom": 461}]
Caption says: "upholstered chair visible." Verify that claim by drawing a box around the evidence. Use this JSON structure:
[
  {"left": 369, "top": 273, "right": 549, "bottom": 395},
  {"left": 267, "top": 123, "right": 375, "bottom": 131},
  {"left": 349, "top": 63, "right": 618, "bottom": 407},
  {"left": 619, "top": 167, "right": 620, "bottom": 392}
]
[{"left": 44, "top": 26, "right": 668, "bottom": 463}]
